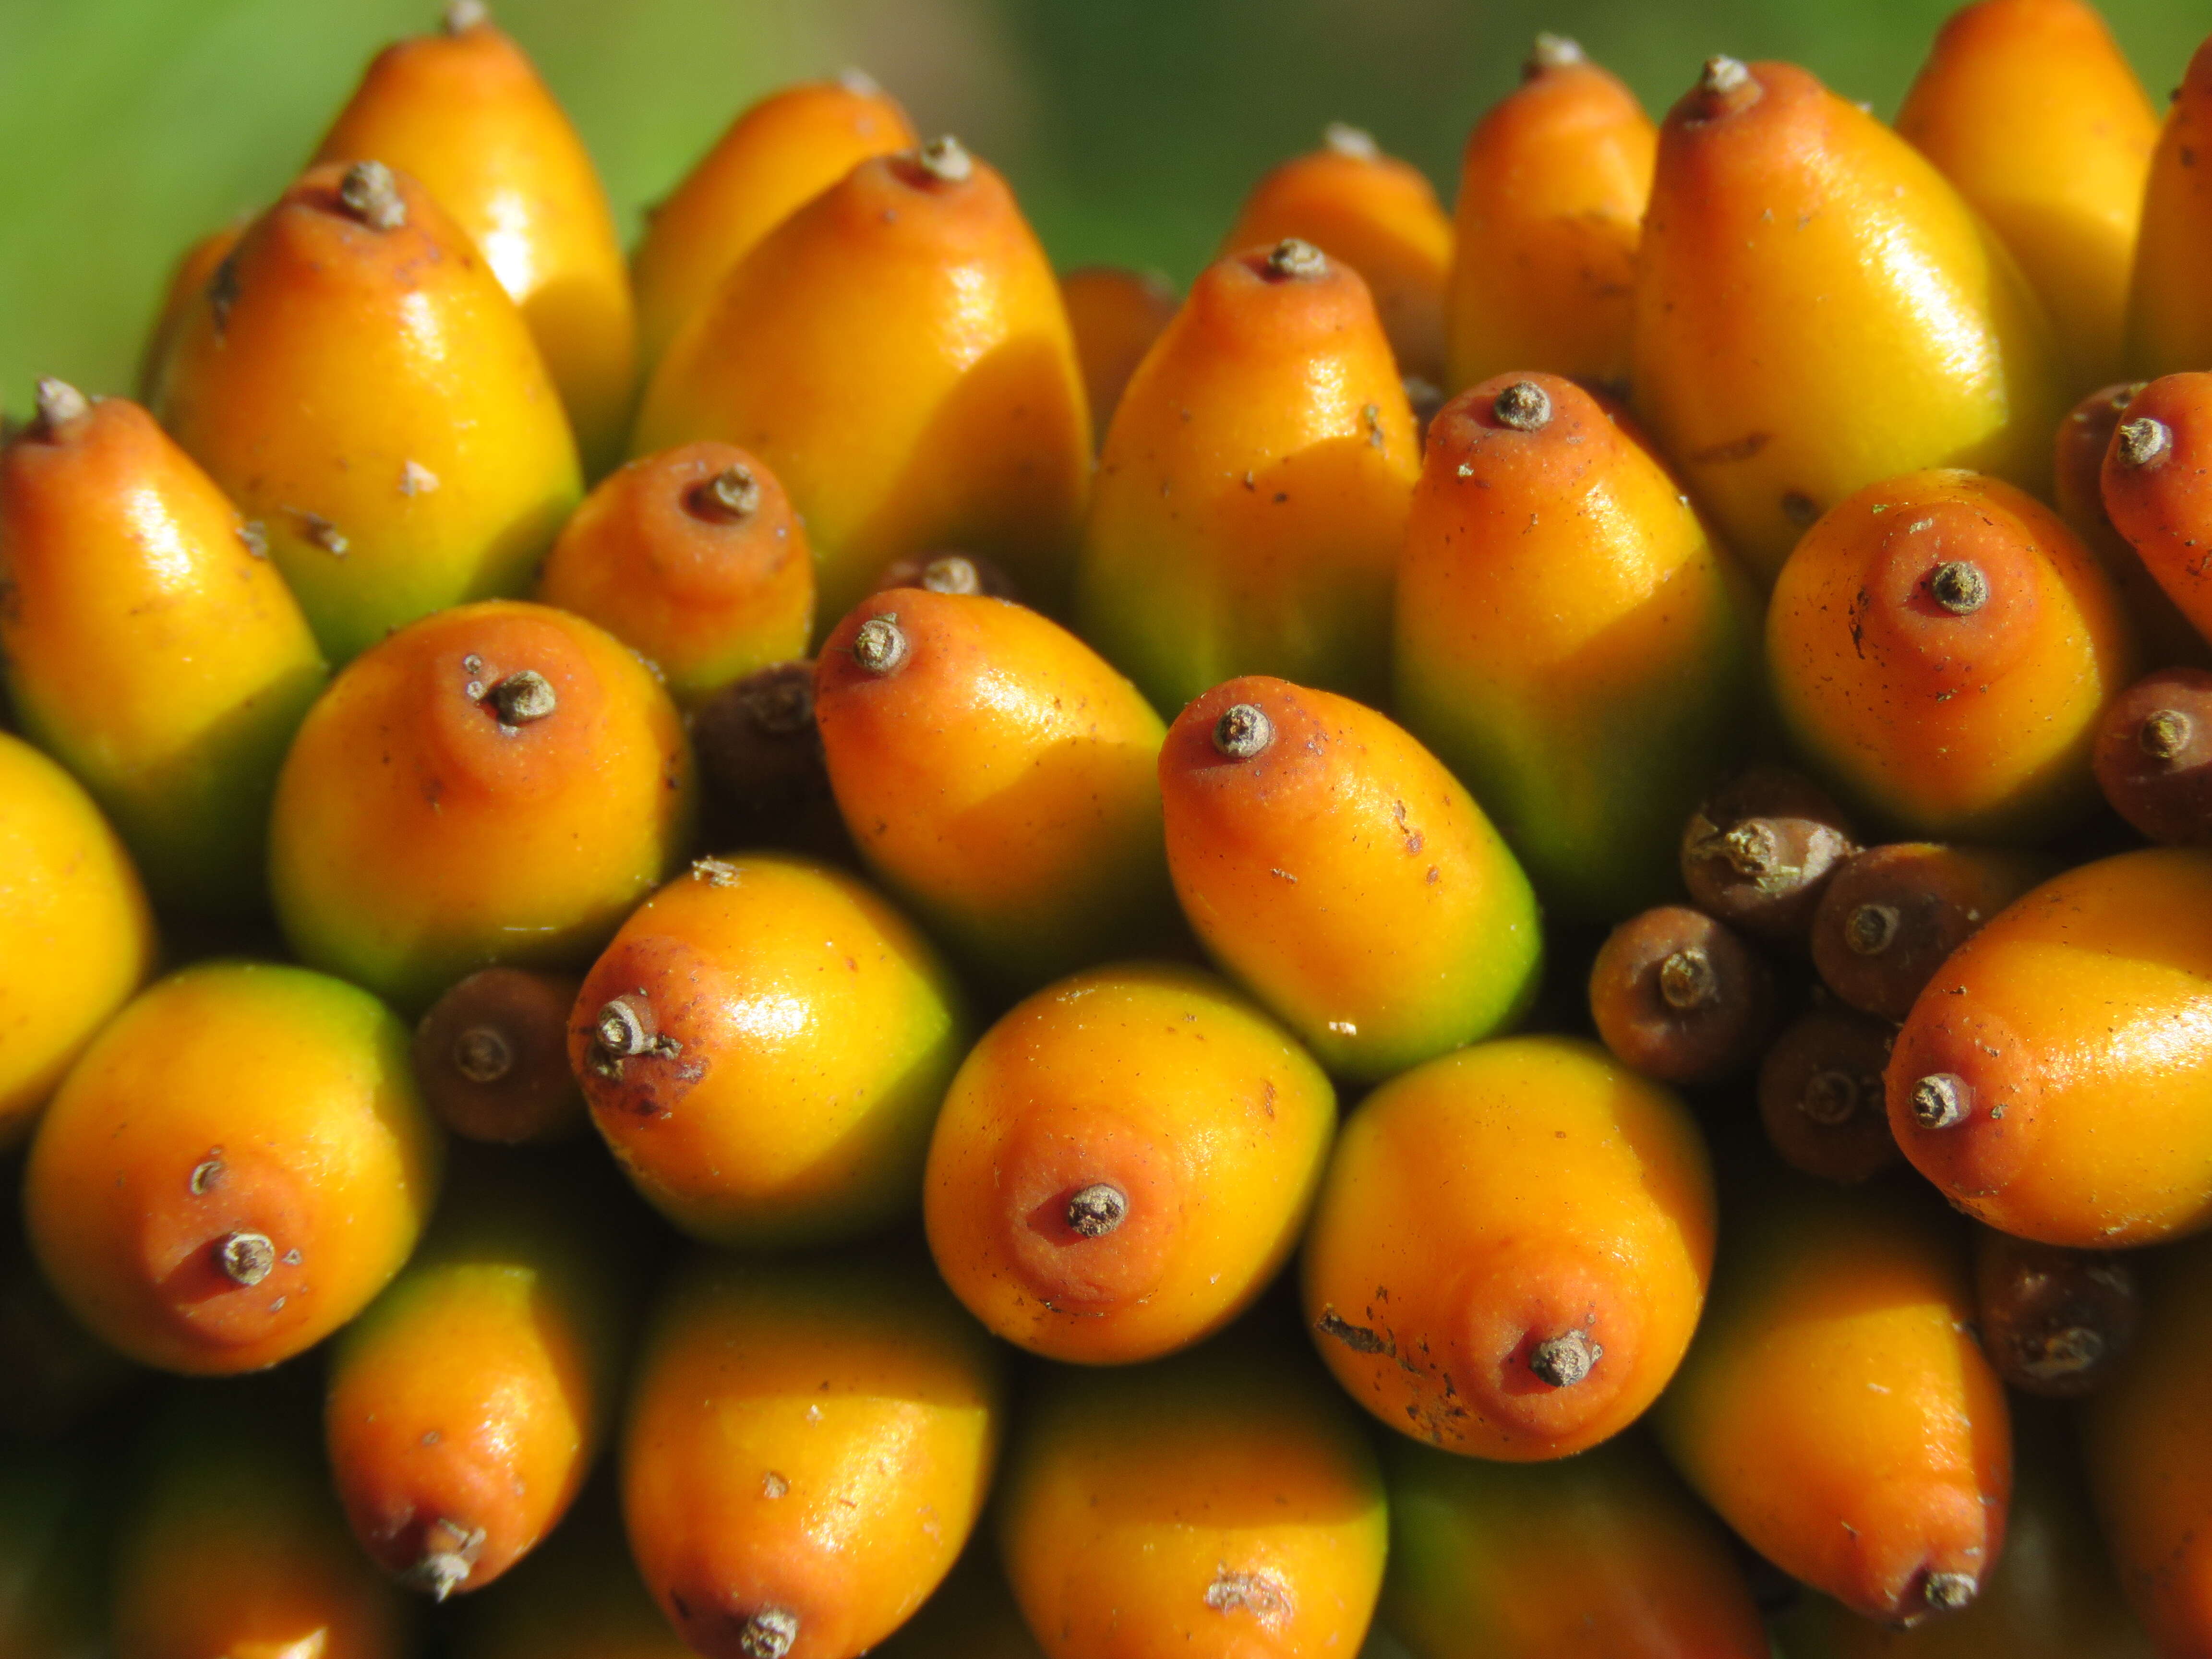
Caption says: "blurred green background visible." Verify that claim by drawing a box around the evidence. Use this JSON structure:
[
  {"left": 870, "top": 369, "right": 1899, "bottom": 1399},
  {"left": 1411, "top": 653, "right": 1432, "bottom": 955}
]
[{"left": 0, "top": 0, "right": 2203, "bottom": 410}]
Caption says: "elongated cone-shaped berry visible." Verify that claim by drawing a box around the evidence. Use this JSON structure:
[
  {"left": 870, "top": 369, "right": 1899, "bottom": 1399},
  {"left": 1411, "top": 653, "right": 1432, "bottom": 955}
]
[
  {"left": 113, "top": 1378, "right": 414, "bottom": 1659},
  {"left": 1396, "top": 373, "right": 1760, "bottom": 920},
  {"left": 1077, "top": 240, "right": 1417, "bottom": 712},
  {"left": 1811, "top": 842, "right": 2056, "bottom": 1022},
  {"left": 814, "top": 589, "right": 1177, "bottom": 989},
  {"left": 1445, "top": 36, "right": 1655, "bottom": 393},
  {"left": 632, "top": 73, "right": 916, "bottom": 371},
  {"left": 2094, "top": 667, "right": 2212, "bottom": 844},
  {"left": 152, "top": 161, "right": 582, "bottom": 662},
  {"left": 1632, "top": 58, "right": 2065, "bottom": 582},
  {"left": 413, "top": 967, "right": 588, "bottom": 1146},
  {"left": 1757, "top": 1002, "right": 1903, "bottom": 1185},
  {"left": 2100, "top": 371, "right": 2212, "bottom": 648},
  {"left": 1888, "top": 847, "right": 2212, "bottom": 1247},
  {"left": 998, "top": 1333, "right": 1388, "bottom": 1658},
  {"left": 1680, "top": 767, "right": 1860, "bottom": 944},
  {"left": 1974, "top": 1228, "right": 2138, "bottom": 1399},
  {"left": 314, "top": 5, "right": 637, "bottom": 470},
  {"left": 925, "top": 962, "right": 1334, "bottom": 1364},
  {"left": 0, "top": 386, "right": 326, "bottom": 913},
  {"left": 537, "top": 443, "right": 813, "bottom": 705},
  {"left": 1304, "top": 1035, "right": 1714, "bottom": 1461},
  {"left": 2053, "top": 380, "right": 2206, "bottom": 666},
  {"left": 2084, "top": 1236, "right": 2212, "bottom": 1654},
  {"left": 23, "top": 962, "right": 444, "bottom": 1376},
  {"left": 1058, "top": 265, "right": 1178, "bottom": 437},
  {"left": 449, "top": 1490, "right": 694, "bottom": 1659},
  {"left": 1770, "top": 469, "right": 2132, "bottom": 842},
  {"left": 574, "top": 854, "right": 966, "bottom": 1249},
  {"left": 1382, "top": 1431, "right": 1769, "bottom": 1658},
  {"left": 270, "top": 600, "right": 694, "bottom": 1014},
  {"left": 2125, "top": 38, "right": 2212, "bottom": 378},
  {"left": 1160, "top": 676, "right": 1541, "bottom": 1083},
  {"left": 1896, "top": 0, "right": 2157, "bottom": 397},
  {"left": 623, "top": 1249, "right": 1003, "bottom": 1659},
  {"left": 635, "top": 139, "right": 1090, "bottom": 619},
  {"left": 1781, "top": 1403, "right": 2150, "bottom": 1658},
  {"left": 1219, "top": 124, "right": 1452, "bottom": 384},
  {"left": 0, "top": 731, "right": 155, "bottom": 1148},
  {"left": 1656, "top": 1175, "right": 2009, "bottom": 1624},
  {"left": 327, "top": 1149, "right": 638, "bottom": 1599},
  {"left": 135, "top": 219, "right": 242, "bottom": 399}
]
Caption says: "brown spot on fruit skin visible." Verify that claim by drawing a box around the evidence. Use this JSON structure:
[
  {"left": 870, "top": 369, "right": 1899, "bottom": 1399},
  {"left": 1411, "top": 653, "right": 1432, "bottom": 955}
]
[{"left": 1315, "top": 1309, "right": 1392, "bottom": 1355}]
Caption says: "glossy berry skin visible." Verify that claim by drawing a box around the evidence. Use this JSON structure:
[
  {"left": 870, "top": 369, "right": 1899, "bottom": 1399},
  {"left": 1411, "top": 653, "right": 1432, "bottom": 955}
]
[
  {"left": 997, "top": 1335, "right": 1387, "bottom": 1659},
  {"left": 1896, "top": 0, "right": 2157, "bottom": 397},
  {"left": 924, "top": 962, "right": 1333, "bottom": 1365},
  {"left": 1396, "top": 373, "right": 1759, "bottom": 921},
  {"left": 1768, "top": 469, "right": 2132, "bottom": 843},
  {"left": 1655, "top": 1176, "right": 2009, "bottom": 1625},
  {"left": 270, "top": 600, "right": 695, "bottom": 1015},
  {"left": 0, "top": 393, "right": 325, "bottom": 914},
  {"left": 622, "top": 1249, "right": 1003, "bottom": 1659},
  {"left": 23, "top": 961, "right": 444, "bottom": 1376},
  {"left": 2051, "top": 381, "right": 2206, "bottom": 670},
  {"left": 1218, "top": 126, "right": 1453, "bottom": 384},
  {"left": 572, "top": 854, "right": 966, "bottom": 1249},
  {"left": 112, "top": 1380, "right": 413, "bottom": 1659},
  {"left": 536, "top": 442, "right": 813, "bottom": 706},
  {"left": 1445, "top": 46, "right": 1655, "bottom": 394},
  {"left": 2099, "top": 371, "right": 2212, "bottom": 648},
  {"left": 152, "top": 162, "right": 582, "bottom": 663},
  {"left": 634, "top": 145, "right": 1089, "bottom": 621},
  {"left": 632, "top": 75, "right": 916, "bottom": 371},
  {"left": 1302, "top": 1035, "right": 1714, "bottom": 1462},
  {"left": 313, "top": 10, "right": 637, "bottom": 471},
  {"left": 1159, "top": 676, "right": 1540, "bottom": 1084},
  {"left": 814, "top": 589, "right": 1177, "bottom": 990},
  {"left": 0, "top": 731, "right": 156, "bottom": 1149},
  {"left": 2084, "top": 1236, "right": 2212, "bottom": 1655},
  {"left": 1783, "top": 1403, "right": 2149, "bottom": 1659},
  {"left": 1077, "top": 243, "right": 1417, "bottom": 713},
  {"left": 326, "top": 1152, "right": 633, "bottom": 1598},
  {"left": 1888, "top": 848, "right": 2212, "bottom": 1249},
  {"left": 1381, "top": 1432, "right": 1769, "bottom": 1659},
  {"left": 2125, "top": 37, "right": 2212, "bottom": 379},
  {"left": 1057, "top": 265, "right": 1178, "bottom": 438},
  {"left": 1631, "top": 59, "right": 2063, "bottom": 582}
]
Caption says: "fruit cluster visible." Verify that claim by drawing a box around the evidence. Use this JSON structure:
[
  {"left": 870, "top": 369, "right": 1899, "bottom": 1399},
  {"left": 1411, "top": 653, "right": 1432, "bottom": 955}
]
[{"left": 7, "top": 0, "right": 2212, "bottom": 1653}]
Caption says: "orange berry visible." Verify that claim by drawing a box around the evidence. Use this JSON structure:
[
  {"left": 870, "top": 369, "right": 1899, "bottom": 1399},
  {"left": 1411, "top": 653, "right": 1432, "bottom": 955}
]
[{"left": 1445, "top": 36, "right": 1654, "bottom": 393}]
